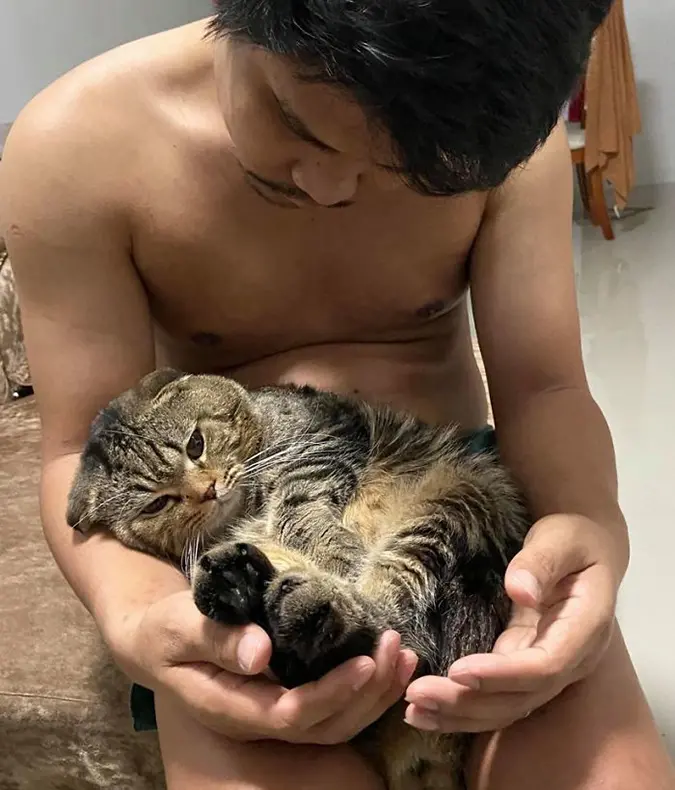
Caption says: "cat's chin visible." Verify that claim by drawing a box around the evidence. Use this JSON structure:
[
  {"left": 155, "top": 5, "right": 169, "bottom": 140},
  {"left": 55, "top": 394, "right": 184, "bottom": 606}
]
[{"left": 215, "top": 486, "right": 246, "bottom": 524}]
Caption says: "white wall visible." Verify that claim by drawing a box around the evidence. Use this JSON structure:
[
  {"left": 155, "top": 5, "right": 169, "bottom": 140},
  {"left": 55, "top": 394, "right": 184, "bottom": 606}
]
[
  {"left": 624, "top": 0, "right": 675, "bottom": 186},
  {"left": 0, "top": 0, "right": 213, "bottom": 122}
]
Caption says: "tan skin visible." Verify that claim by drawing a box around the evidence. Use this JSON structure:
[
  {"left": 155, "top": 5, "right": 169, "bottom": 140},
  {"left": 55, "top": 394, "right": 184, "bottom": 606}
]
[{"left": 1, "top": 19, "right": 673, "bottom": 790}]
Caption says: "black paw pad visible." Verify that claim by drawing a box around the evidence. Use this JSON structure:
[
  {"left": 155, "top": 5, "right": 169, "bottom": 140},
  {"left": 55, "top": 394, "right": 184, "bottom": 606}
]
[{"left": 192, "top": 542, "right": 275, "bottom": 627}]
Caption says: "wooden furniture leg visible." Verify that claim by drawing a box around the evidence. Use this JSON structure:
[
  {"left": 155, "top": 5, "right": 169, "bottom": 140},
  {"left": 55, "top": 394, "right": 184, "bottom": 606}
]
[
  {"left": 575, "top": 162, "right": 591, "bottom": 218},
  {"left": 587, "top": 166, "right": 615, "bottom": 241}
]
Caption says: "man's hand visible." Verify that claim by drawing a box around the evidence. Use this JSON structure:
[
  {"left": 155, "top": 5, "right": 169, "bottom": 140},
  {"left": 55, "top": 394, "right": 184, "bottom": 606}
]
[
  {"left": 111, "top": 590, "right": 418, "bottom": 744},
  {"left": 404, "top": 514, "right": 619, "bottom": 733}
]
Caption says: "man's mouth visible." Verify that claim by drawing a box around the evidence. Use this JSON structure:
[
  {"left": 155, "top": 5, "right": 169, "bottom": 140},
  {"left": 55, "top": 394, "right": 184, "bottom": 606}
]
[{"left": 243, "top": 169, "right": 355, "bottom": 209}]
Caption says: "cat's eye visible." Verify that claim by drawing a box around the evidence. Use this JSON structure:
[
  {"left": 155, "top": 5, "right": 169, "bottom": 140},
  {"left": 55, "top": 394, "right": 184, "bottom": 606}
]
[
  {"left": 142, "top": 495, "right": 171, "bottom": 516},
  {"left": 186, "top": 428, "right": 205, "bottom": 461}
]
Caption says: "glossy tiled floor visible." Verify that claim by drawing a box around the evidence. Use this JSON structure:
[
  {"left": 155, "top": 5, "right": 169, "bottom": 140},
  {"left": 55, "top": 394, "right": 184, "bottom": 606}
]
[{"left": 576, "top": 184, "right": 675, "bottom": 754}]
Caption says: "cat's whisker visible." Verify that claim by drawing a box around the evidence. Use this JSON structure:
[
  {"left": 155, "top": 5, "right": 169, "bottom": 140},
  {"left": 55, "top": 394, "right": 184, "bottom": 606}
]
[
  {"left": 180, "top": 536, "right": 193, "bottom": 577},
  {"left": 231, "top": 481, "right": 258, "bottom": 491},
  {"left": 182, "top": 529, "right": 205, "bottom": 582},
  {"left": 243, "top": 440, "right": 296, "bottom": 465},
  {"left": 245, "top": 441, "right": 306, "bottom": 464},
  {"left": 243, "top": 441, "right": 328, "bottom": 475},
  {"left": 244, "top": 433, "right": 333, "bottom": 470},
  {"left": 193, "top": 532, "right": 205, "bottom": 577},
  {"left": 181, "top": 530, "right": 197, "bottom": 576},
  {"left": 244, "top": 430, "right": 330, "bottom": 458},
  {"left": 70, "top": 489, "right": 133, "bottom": 531}
]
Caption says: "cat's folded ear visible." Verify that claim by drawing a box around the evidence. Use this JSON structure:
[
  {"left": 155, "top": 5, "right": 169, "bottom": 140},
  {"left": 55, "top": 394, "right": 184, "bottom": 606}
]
[
  {"left": 137, "top": 368, "right": 186, "bottom": 400},
  {"left": 66, "top": 476, "right": 98, "bottom": 534}
]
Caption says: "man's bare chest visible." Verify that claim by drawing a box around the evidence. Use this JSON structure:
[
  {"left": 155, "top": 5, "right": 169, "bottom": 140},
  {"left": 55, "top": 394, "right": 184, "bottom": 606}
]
[{"left": 131, "top": 175, "right": 486, "bottom": 364}]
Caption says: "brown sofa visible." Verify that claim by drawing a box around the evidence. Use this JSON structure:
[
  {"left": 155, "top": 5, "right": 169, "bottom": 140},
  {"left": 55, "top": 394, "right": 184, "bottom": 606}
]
[{"left": 0, "top": 253, "right": 165, "bottom": 788}]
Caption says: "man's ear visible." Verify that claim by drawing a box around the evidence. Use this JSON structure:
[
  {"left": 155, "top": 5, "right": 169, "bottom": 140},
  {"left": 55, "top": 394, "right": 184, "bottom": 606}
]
[{"left": 66, "top": 477, "right": 98, "bottom": 534}]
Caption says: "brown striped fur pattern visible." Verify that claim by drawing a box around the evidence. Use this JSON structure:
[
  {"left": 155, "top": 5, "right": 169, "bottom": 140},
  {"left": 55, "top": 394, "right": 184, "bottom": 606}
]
[{"left": 68, "top": 369, "right": 531, "bottom": 790}]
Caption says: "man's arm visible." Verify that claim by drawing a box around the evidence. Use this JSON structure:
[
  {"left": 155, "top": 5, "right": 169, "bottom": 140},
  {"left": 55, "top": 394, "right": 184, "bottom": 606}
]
[
  {"left": 405, "top": 121, "right": 628, "bottom": 733},
  {"left": 470, "top": 120, "right": 628, "bottom": 575},
  {"left": 0, "top": 101, "right": 188, "bottom": 635}
]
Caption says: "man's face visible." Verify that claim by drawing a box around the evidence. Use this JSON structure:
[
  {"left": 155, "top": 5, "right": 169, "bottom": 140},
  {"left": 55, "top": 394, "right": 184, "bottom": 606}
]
[{"left": 213, "top": 39, "right": 403, "bottom": 208}]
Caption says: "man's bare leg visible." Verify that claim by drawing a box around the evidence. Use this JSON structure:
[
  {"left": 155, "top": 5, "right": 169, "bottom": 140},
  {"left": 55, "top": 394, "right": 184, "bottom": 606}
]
[
  {"left": 155, "top": 692, "right": 384, "bottom": 790},
  {"left": 157, "top": 626, "right": 674, "bottom": 790},
  {"left": 468, "top": 626, "right": 675, "bottom": 790}
]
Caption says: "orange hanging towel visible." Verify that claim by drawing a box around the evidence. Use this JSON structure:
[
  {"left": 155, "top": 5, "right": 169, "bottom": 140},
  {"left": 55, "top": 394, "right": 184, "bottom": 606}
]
[{"left": 583, "top": 0, "right": 641, "bottom": 210}]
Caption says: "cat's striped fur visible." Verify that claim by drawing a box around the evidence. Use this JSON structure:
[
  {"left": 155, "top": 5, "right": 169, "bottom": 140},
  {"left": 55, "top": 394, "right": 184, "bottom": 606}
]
[{"left": 68, "top": 369, "right": 531, "bottom": 790}]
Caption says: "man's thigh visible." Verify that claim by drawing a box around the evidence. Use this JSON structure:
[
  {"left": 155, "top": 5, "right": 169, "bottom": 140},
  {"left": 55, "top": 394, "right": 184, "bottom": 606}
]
[
  {"left": 468, "top": 626, "right": 675, "bottom": 790},
  {"left": 155, "top": 692, "right": 384, "bottom": 790}
]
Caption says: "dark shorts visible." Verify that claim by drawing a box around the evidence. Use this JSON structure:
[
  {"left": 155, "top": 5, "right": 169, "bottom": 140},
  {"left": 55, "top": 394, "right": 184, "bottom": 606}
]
[{"left": 130, "top": 424, "right": 497, "bottom": 733}]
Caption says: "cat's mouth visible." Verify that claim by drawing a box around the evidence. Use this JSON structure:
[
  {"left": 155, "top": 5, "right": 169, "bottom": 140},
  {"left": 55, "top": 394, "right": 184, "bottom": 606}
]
[
  {"left": 214, "top": 479, "right": 246, "bottom": 519},
  {"left": 215, "top": 465, "right": 245, "bottom": 502}
]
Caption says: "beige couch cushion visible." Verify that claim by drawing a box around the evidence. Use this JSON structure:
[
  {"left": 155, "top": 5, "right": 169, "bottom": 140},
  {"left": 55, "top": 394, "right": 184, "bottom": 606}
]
[
  {"left": 0, "top": 250, "right": 31, "bottom": 402},
  {"left": 0, "top": 397, "right": 164, "bottom": 789}
]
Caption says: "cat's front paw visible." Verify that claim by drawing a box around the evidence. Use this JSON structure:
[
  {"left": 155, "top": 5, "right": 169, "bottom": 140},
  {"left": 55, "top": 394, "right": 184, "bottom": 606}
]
[
  {"left": 192, "top": 542, "right": 275, "bottom": 626},
  {"left": 264, "top": 572, "right": 380, "bottom": 688}
]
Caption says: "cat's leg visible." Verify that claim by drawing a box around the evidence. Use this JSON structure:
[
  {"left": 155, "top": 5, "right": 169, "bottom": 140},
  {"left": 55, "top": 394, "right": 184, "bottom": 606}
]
[
  {"left": 353, "top": 508, "right": 513, "bottom": 674},
  {"left": 266, "top": 495, "right": 365, "bottom": 575},
  {"left": 261, "top": 565, "right": 383, "bottom": 687},
  {"left": 192, "top": 536, "right": 380, "bottom": 688},
  {"left": 229, "top": 486, "right": 385, "bottom": 686},
  {"left": 191, "top": 536, "right": 315, "bottom": 629}
]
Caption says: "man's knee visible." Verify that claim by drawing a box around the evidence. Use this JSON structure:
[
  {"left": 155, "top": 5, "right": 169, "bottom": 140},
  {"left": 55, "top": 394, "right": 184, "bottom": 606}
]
[{"left": 155, "top": 691, "right": 384, "bottom": 790}]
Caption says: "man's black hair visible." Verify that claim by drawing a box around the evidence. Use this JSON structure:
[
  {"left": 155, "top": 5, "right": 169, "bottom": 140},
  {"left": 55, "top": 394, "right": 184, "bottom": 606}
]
[{"left": 210, "top": 0, "right": 611, "bottom": 196}]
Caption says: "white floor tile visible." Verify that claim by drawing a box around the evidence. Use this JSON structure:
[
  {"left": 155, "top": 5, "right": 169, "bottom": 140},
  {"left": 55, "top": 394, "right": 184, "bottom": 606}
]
[{"left": 578, "top": 184, "right": 675, "bottom": 752}]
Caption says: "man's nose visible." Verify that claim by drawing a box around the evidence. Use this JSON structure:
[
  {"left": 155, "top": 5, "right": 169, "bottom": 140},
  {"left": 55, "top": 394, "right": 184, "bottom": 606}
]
[{"left": 291, "top": 159, "right": 361, "bottom": 206}]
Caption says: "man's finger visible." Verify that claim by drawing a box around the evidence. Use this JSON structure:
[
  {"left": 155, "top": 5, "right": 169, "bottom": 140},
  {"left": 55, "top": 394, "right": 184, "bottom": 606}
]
[
  {"left": 170, "top": 658, "right": 378, "bottom": 741},
  {"left": 316, "top": 643, "right": 417, "bottom": 743},
  {"left": 277, "top": 632, "right": 401, "bottom": 738},
  {"left": 405, "top": 708, "right": 525, "bottom": 734},
  {"left": 505, "top": 515, "right": 596, "bottom": 606},
  {"left": 451, "top": 586, "right": 613, "bottom": 694},
  {"left": 157, "top": 591, "right": 272, "bottom": 675},
  {"left": 272, "top": 655, "right": 377, "bottom": 732},
  {"left": 203, "top": 618, "right": 272, "bottom": 675},
  {"left": 406, "top": 678, "right": 539, "bottom": 720},
  {"left": 448, "top": 633, "right": 585, "bottom": 694},
  {"left": 168, "top": 663, "right": 284, "bottom": 734}
]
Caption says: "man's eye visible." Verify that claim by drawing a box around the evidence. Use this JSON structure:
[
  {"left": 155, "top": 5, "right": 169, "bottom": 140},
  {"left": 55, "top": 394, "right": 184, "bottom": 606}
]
[
  {"left": 142, "top": 495, "right": 171, "bottom": 516},
  {"left": 187, "top": 428, "right": 205, "bottom": 461}
]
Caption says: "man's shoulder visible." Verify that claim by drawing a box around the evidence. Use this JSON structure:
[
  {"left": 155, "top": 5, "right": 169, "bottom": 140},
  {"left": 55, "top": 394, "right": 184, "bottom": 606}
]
[
  {"left": 485, "top": 120, "right": 571, "bottom": 215},
  {"left": 5, "top": 22, "right": 205, "bottom": 193}
]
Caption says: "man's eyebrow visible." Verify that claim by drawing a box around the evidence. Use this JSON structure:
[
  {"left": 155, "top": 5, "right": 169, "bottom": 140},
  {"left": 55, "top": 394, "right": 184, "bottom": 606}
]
[
  {"left": 275, "top": 97, "right": 338, "bottom": 153},
  {"left": 275, "top": 95, "right": 405, "bottom": 173}
]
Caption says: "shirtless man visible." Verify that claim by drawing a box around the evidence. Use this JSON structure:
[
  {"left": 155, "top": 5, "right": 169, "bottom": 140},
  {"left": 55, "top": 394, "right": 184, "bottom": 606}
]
[{"left": 1, "top": 2, "right": 673, "bottom": 789}]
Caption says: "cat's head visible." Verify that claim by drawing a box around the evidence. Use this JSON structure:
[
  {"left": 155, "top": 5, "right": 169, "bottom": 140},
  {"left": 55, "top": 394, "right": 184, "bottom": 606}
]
[{"left": 67, "top": 369, "right": 263, "bottom": 561}]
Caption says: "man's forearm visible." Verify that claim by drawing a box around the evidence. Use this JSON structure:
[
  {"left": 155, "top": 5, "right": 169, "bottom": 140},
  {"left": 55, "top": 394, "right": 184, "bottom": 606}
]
[
  {"left": 41, "top": 453, "right": 188, "bottom": 635},
  {"left": 495, "top": 386, "right": 629, "bottom": 574}
]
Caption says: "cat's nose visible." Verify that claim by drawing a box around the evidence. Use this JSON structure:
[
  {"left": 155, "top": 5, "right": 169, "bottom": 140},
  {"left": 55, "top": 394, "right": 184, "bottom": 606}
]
[{"left": 200, "top": 481, "right": 217, "bottom": 502}]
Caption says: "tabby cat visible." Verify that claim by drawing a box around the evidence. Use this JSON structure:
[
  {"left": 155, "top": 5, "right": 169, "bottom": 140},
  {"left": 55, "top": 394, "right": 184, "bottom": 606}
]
[{"left": 67, "top": 369, "right": 531, "bottom": 790}]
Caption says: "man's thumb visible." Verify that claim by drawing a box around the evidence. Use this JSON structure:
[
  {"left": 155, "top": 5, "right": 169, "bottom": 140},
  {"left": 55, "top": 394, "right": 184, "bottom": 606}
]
[
  {"left": 195, "top": 614, "right": 271, "bottom": 675},
  {"left": 233, "top": 626, "right": 272, "bottom": 674},
  {"left": 505, "top": 515, "right": 590, "bottom": 606}
]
